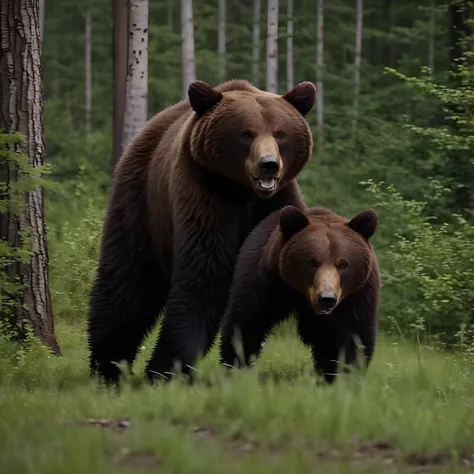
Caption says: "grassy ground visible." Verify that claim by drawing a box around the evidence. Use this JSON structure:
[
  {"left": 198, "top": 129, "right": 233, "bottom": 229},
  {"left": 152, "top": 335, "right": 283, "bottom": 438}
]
[{"left": 1, "top": 320, "right": 474, "bottom": 473}]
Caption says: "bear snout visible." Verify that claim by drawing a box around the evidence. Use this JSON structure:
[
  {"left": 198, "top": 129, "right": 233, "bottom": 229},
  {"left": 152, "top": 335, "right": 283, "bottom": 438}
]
[
  {"left": 317, "top": 291, "right": 338, "bottom": 314},
  {"left": 257, "top": 155, "right": 280, "bottom": 176}
]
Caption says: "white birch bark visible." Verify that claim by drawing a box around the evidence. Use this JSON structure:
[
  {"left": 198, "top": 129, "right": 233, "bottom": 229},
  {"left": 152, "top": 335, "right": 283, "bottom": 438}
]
[
  {"left": 218, "top": 0, "right": 226, "bottom": 81},
  {"left": 122, "top": 0, "right": 149, "bottom": 149},
  {"left": 266, "top": 0, "right": 279, "bottom": 94},
  {"left": 252, "top": 0, "right": 261, "bottom": 86},
  {"left": 428, "top": 0, "right": 435, "bottom": 74},
  {"left": 85, "top": 10, "right": 92, "bottom": 135},
  {"left": 286, "top": 0, "right": 293, "bottom": 90},
  {"left": 180, "top": 0, "right": 196, "bottom": 100},
  {"left": 316, "top": 0, "right": 324, "bottom": 147},
  {"left": 352, "top": 0, "right": 363, "bottom": 136}
]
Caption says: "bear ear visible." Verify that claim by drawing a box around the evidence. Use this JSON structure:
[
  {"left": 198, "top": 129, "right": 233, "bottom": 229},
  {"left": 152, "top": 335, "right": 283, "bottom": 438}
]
[
  {"left": 279, "top": 205, "right": 310, "bottom": 240},
  {"left": 347, "top": 209, "right": 378, "bottom": 240},
  {"left": 188, "top": 81, "right": 224, "bottom": 117},
  {"left": 281, "top": 82, "right": 317, "bottom": 117}
]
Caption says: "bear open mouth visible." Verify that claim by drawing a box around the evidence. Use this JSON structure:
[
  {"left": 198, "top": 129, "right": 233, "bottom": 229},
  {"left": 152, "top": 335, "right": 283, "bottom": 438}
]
[
  {"left": 258, "top": 177, "right": 276, "bottom": 190},
  {"left": 314, "top": 308, "right": 334, "bottom": 318},
  {"left": 251, "top": 175, "right": 278, "bottom": 194}
]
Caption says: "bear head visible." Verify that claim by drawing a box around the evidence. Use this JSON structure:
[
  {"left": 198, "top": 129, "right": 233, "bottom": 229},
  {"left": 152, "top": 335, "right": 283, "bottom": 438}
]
[
  {"left": 187, "top": 80, "right": 316, "bottom": 199},
  {"left": 277, "top": 206, "right": 378, "bottom": 316}
]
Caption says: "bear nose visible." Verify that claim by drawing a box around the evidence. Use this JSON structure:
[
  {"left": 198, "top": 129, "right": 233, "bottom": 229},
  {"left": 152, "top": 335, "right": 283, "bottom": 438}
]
[
  {"left": 317, "top": 292, "right": 338, "bottom": 312},
  {"left": 257, "top": 155, "right": 280, "bottom": 176}
]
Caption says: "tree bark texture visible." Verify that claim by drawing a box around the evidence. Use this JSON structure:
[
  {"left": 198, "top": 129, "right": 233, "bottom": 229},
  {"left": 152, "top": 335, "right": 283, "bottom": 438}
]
[
  {"left": 85, "top": 10, "right": 92, "bottom": 135},
  {"left": 252, "top": 0, "right": 261, "bottom": 86},
  {"left": 38, "top": 0, "right": 44, "bottom": 43},
  {"left": 122, "top": 0, "right": 149, "bottom": 150},
  {"left": 286, "top": 0, "right": 293, "bottom": 90},
  {"left": 0, "top": 0, "right": 61, "bottom": 355},
  {"left": 218, "top": 0, "right": 226, "bottom": 82},
  {"left": 352, "top": 0, "right": 363, "bottom": 136},
  {"left": 113, "top": 0, "right": 128, "bottom": 167},
  {"left": 266, "top": 0, "right": 279, "bottom": 93},
  {"left": 316, "top": 0, "right": 324, "bottom": 148},
  {"left": 180, "top": 0, "right": 196, "bottom": 101}
]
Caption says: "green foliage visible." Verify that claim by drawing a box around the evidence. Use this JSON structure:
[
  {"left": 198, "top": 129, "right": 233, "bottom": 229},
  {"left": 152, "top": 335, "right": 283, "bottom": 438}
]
[
  {"left": 47, "top": 168, "right": 106, "bottom": 322},
  {"left": 364, "top": 179, "right": 474, "bottom": 346}
]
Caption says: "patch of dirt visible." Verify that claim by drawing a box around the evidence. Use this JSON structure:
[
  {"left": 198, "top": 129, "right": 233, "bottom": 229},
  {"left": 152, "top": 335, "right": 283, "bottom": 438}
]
[
  {"left": 115, "top": 447, "right": 160, "bottom": 470},
  {"left": 84, "top": 418, "right": 132, "bottom": 431},
  {"left": 191, "top": 428, "right": 474, "bottom": 471},
  {"left": 192, "top": 426, "right": 260, "bottom": 454}
]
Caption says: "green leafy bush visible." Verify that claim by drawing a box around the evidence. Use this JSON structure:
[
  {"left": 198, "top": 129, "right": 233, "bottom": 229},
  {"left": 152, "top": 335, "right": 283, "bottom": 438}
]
[
  {"left": 364, "top": 179, "right": 474, "bottom": 346},
  {"left": 48, "top": 169, "right": 105, "bottom": 322}
]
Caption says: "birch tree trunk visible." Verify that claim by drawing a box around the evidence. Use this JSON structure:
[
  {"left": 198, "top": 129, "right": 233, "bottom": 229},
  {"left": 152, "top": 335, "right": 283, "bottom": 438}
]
[
  {"left": 0, "top": 0, "right": 61, "bottom": 356},
  {"left": 316, "top": 0, "right": 324, "bottom": 148},
  {"left": 428, "top": 0, "right": 435, "bottom": 74},
  {"left": 218, "top": 0, "right": 226, "bottom": 82},
  {"left": 286, "top": 0, "right": 294, "bottom": 90},
  {"left": 167, "top": 0, "right": 173, "bottom": 30},
  {"left": 252, "top": 0, "right": 261, "bottom": 86},
  {"left": 122, "top": 0, "right": 149, "bottom": 150},
  {"left": 112, "top": 0, "right": 128, "bottom": 166},
  {"left": 180, "top": 0, "right": 196, "bottom": 101},
  {"left": 352, "top": 0, "right": 363, "bottom": 136},
  {"left": 85, "top": 10, "right": 92, "bottom": 135},
  {"left": 266, "top": 0, "right": 279, "bottom": 94}
]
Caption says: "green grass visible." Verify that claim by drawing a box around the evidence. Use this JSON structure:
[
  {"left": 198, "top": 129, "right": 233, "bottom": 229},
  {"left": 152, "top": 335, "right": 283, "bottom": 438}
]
[{"left": 1, "top": 320, "right": 473, "bottom": 473}]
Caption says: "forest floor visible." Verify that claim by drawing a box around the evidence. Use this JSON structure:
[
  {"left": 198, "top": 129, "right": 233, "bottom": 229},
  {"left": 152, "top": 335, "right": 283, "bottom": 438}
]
[{"left": 1, "top": 321, "right": 474, "bottom": 473}]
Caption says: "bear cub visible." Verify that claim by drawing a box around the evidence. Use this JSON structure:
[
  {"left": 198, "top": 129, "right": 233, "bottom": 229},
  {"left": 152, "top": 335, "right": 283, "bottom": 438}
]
[{"left": 220, "top": 205, "right": 380, "bottom": 383}]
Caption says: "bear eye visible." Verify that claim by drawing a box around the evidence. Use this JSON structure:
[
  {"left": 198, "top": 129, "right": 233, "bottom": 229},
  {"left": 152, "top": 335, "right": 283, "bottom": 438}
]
[
  {"left": 308, "top": 258, "right": 318, "bottom": 271},
  {"left": 274, "top": 131, "right": 286, "bottom": 142},
  {"left": 241, "top": 131, "right": 254, "bottom": 144},
  {"left": 337, "top": 259, "right": 348, "bottom": 271}
]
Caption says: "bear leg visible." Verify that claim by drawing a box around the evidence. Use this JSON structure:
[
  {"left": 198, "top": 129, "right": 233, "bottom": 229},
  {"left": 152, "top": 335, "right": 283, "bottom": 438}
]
[
  {"left": 144, "top": 292, "right": 223, "bottom": 383},
  {"left": 87, "top": 214, "right": 169, "bottom": 385}
]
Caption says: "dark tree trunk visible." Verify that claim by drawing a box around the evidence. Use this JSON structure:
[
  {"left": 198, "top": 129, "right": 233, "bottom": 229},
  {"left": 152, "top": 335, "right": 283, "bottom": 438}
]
[{"left": 0, "top": 0, "right": 61, "bottom": 355}]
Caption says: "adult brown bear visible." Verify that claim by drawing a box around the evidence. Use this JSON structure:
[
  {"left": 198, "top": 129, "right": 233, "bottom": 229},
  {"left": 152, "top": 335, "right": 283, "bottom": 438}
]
[
  {"left": 220, "top": 205, "right": 380, "bottom": 383},
  {"left": 87, "top": 79, "right": 316, "bottom": 384}
]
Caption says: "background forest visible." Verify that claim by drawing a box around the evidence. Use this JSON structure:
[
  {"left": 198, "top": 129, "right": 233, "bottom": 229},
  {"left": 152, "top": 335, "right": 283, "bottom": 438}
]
[
  {"left": 2, "top": 1, "right": 474, "bottom": 472},
  {"left": 38, "top": 0, "right": 474, "bottom": 348}
]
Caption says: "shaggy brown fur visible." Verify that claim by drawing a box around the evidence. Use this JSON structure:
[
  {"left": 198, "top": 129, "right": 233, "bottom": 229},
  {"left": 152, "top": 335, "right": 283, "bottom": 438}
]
[
  {"left": 87, "top": 79, "right": 316, "bottom": 384},
  {"left": 220, "top": 206, "right": 380, "bottom": 383}
]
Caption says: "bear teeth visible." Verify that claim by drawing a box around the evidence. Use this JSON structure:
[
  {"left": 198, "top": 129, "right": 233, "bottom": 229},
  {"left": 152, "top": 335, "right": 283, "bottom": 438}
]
[{"left": 258, "top": 178, "right": 275, "bottom": 189}]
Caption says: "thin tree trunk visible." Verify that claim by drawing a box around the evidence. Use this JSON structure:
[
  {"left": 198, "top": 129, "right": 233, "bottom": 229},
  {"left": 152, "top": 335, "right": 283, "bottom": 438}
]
[
  {"left": 428, "top": 0, "right": 435, "bottom": 73},
  {"left": 0, "top": 0, "right": 61, "bottom": 356},
  {"left": 252, "top": 0, "right": 261, "bottom": 86},
  {"left": 122, "top": 0, "right": 149, "bottom": 150},
  {"left": 266, "top": 0, "right": 279, "bottom": 93},
  {"left": 85, "top": 10, "right": 92, "bottom": 135},
  {"left": 218, "top": 0, "right": 226, "bottom": 82},
  {"left": 112, "top": 0, "right": 128, "bottom": 166},
  {"left": 180, "top": 0, "right": 196, "bottom": 100},
  {"left": 286, "top": 0, "right": 293, "bottom": 90},
  {"left": 39, "top": 0, "right": 44, "bottom": 43},
  {"left": 352, "top": 0, "right": 363, "bottom": 136},
  {"left": 167, "top": 0, "right": 173, "bottom": 29},
  {"left": 316, "top": 0, "right": 324, "bottom": 148}
]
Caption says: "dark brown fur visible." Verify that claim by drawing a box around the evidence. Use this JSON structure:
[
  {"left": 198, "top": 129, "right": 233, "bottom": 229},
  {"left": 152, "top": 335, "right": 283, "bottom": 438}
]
[
  {"left": 87, "top": 79, "right": 316, "bottom": 384},
  {"left": 220, "top": 206, "right": 380, "bottom": 383}
]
